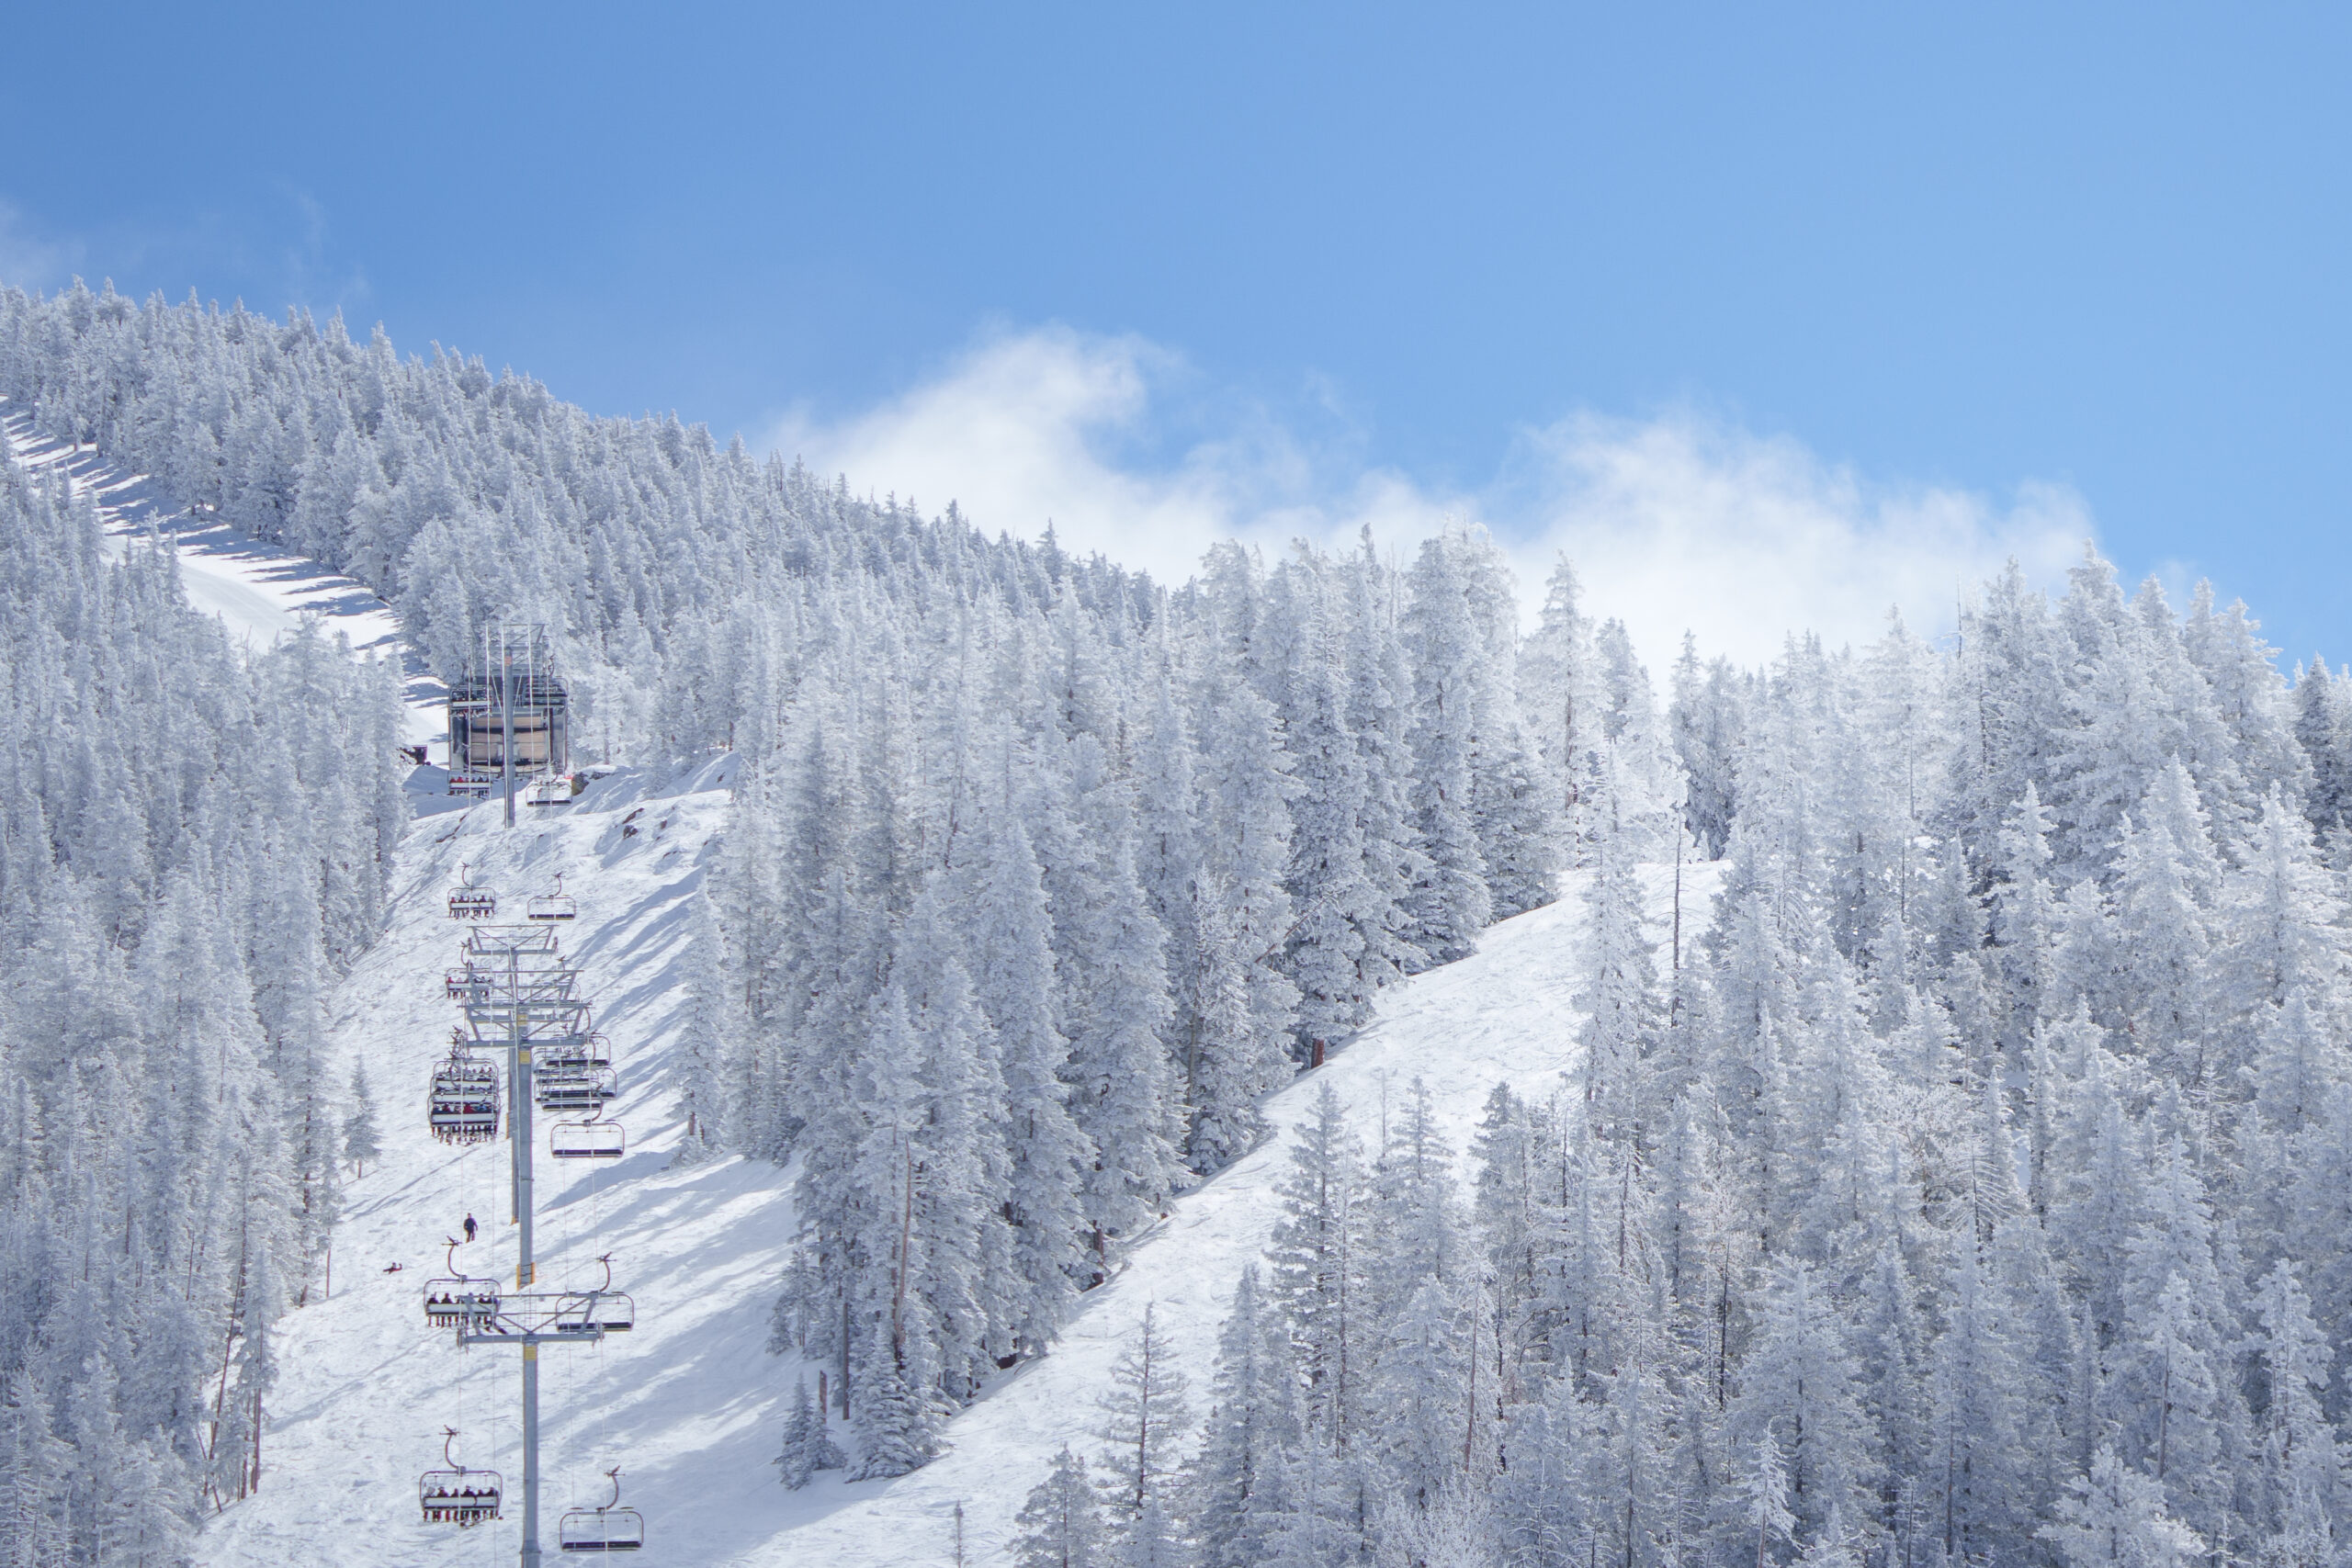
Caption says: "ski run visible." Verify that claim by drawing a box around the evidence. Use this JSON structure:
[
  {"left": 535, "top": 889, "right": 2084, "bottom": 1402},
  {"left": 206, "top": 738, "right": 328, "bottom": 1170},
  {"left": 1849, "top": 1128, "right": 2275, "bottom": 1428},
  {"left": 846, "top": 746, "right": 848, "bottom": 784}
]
[
  {"left": 10, "top": 286, "right": 2352, "bottom": 1568},
  {"left": 200, "top": 761, "right": 1704, "bottom": 1566}
]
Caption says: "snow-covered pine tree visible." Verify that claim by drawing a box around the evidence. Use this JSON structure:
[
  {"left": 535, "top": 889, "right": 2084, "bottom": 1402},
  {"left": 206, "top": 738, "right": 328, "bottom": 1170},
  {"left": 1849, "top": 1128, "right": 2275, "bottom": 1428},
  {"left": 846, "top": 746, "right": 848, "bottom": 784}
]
[{"left": 341, "top": 1060, "right": 380, "bottom": 1179}]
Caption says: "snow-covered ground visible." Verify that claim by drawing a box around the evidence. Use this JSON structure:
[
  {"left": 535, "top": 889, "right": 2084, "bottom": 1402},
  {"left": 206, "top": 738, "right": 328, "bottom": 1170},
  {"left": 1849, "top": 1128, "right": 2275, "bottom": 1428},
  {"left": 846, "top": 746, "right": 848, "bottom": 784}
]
[
  {"left": 18, "top": 386, "right": 1716, "bottom": 1566},
  {"left": 756, "top": 858, "right": 1715, "bottom": 1568},
  {"left": 197, "top": 761, "right": 798, "bottom": 1568},
  {"left": 202, "top": 791, "right": 1709, "bottom": 1565},
  {"left": 0, "top": 397, "right": 443, "bottom": 746}
]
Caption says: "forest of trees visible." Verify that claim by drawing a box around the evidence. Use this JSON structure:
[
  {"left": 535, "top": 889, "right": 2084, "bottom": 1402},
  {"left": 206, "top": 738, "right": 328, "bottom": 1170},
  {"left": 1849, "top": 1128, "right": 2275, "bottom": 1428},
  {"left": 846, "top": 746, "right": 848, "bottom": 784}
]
[
  {"left": 10, "top": 280, "right": 2352, "bottom": 1566},
  {"left": 1012, "top": 562, "right": 2352, "bottom": 1567},
  {"left": 0, "top": 440, "right": 406, "bottom": 1560},
  {"left": 0, "top": 282, "right": 1607, "bottom": 1483}
]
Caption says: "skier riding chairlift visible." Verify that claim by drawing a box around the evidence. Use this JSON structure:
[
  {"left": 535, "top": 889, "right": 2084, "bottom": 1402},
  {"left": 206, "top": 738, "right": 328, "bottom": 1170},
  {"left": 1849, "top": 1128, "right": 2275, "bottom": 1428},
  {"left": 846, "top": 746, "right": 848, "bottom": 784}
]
[
  {"left": 447, "top": 863, "right": 496, "bottom": 921},
  {"left": 420, "top": 1429, "right": 503, "bottom": 1528}
]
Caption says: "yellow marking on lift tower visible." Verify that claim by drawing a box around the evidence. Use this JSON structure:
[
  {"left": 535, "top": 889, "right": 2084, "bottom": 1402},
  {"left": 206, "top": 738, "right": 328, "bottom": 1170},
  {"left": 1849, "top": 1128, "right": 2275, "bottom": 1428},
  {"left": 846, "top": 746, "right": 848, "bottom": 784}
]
[{"left": 524, "top": 1343, "right": 537, "bottom": 1362}]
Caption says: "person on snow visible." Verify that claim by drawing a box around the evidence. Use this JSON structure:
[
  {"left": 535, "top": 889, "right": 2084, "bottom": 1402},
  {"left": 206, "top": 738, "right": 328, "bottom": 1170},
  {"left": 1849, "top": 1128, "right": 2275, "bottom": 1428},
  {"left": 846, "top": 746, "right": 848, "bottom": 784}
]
[{"left": 463, "top": 1213, "right": 479, "bottom": 1243}]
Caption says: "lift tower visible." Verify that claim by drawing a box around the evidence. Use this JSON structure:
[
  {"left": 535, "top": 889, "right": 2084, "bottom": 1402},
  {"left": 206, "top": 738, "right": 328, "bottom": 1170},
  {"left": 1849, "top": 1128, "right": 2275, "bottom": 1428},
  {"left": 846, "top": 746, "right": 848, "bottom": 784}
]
[
  {"left": 447, "top": 625, "right": 571, "bottom": 828},
  {"left": 423, "top": 909, "right": 637, "bottom": 1564}
]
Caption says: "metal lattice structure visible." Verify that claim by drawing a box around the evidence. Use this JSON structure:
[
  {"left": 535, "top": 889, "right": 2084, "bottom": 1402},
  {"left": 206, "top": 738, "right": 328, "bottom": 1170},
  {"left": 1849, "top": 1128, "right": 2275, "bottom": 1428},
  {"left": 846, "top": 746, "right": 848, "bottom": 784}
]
[
  {"left": 423, "top": 903, "right": 638, "bottom": 1565},
  {"left": 447, "top": 625, "right": 571, "bottom": 826}
]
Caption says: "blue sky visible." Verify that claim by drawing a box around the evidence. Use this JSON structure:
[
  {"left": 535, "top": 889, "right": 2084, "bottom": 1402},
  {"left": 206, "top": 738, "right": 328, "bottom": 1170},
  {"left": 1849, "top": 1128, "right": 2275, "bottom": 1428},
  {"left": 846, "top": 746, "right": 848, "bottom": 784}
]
[{"left": 4, "top": 3, "right": 2345, "bottom": 664}]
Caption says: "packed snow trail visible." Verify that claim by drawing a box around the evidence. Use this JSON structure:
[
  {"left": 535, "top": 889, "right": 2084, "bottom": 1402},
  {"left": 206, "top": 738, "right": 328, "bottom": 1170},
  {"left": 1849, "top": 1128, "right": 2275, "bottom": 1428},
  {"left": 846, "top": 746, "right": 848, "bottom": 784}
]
[
  {"left": 197, "top": 761, "right": 808, "bottom": 1568},
  {"left": 0, "top": 395, "right": 443, "bottom": 745},
  {"left": 22, "top": 376, "right": 1713, "bottom": 1567},
  {"left": 202, "top": 770, "right": 1704, "bottom": 1567},
  {"left": 752, "top": 858, "right": 1714, "bottom": 1568}
]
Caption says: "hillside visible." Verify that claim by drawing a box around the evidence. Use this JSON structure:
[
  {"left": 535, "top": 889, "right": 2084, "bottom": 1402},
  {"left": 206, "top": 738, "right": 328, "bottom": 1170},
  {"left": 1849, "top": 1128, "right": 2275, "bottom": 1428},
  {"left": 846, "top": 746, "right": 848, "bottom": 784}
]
[{"left": 198, "top": 750, "right": 1699, "bottom": 1565}]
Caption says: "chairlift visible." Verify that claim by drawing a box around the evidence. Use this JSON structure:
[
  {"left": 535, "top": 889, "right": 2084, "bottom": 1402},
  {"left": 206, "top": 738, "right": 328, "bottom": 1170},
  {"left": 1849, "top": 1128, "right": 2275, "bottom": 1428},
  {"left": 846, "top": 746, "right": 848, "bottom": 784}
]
[
  {"left": 551, "top": 1107, "right": 626, "bottom": 1160},
  {"left": 444, "top": 966, "right": 492, "bottom": 1004},
  {"left": 537, "top": 1064, "right": 616, "bottom": 1113},
  {"left": 447, "top": 863, "right": 497, "bottom": 921},
  {"left": 420, "top": 1428, "right": 503, "bottom": 1527},
  {"left": 428, "top": 1042, "right": 501, "bottom": 1145},
  {"left": 537, "top": 1032, "right": 612, "bottom": 1076},
  {"left": 526, "top": 773, "right": 579, "bottom": 808},
  {"left": 552, "top": 1255, "right": 635, "bottom": 1337},
  {"left": 558, "top": 1468, "right": 644, "bottom": 1552},
  {"left": 526, "top": 873, "right": 577, "bottom": 923},
  {"left": 424, "top": 1240, "right": 502, "bottom": 1331}
]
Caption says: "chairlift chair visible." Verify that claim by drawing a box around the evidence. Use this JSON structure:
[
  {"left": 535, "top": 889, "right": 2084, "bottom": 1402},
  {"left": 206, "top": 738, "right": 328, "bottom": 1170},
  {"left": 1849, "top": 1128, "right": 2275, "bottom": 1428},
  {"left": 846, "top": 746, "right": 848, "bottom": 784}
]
[
  {"left": 428, "top": 1043, "right": 502, "bottom": 1145},
  {"left": 558, "top": 1468, "right": 644, "bottom": 1552},
  {"left": 536, "top": 1064, "right": 616, "bottom": 1113},
  {"left": 551, "top": 1109, "right": 626, "bottom": 1160},
  {"left": 424, "top": 1241, "right": 502, "bottom": 1331},
  {"left": 526, "top": 773, "right": 578, "bottom": 808},
  {"left": 444, "top": 967, "right": 492, "bottom": 1004},
  {"left": 420, "top": 1428, "right": 503, "bottom": 1528},
  {"left": 526, "top": 873, "right": 578, "bottom": 922},
  {"left": 447, "top": 863, "right": 497, "bottom": 921},
  {"left": 551, "top": 1255, "right": 634, "bottom": 1337},
  {"left": 536, "top": 1032, "right": 610, "bottom": 1077}
]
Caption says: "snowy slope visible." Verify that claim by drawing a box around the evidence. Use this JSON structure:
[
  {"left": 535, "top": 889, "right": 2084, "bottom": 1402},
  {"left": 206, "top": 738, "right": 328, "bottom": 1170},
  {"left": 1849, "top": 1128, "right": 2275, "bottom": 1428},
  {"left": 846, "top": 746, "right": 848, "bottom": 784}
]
[
  {"left": 197, "top": 761, "right": 809, "bottom": 1567},
  {"left": 33, "top": 378, "right": 1717, "bottom": 1565},
  {"left": 0, "top": 396, "right": 443, "bottom": 746},
  {"left": 756, "top": 859, "right": 1717, "bottom": 1568},
  {"left": 199, "top": 804, "right": 1708, "bottom": 1566}
]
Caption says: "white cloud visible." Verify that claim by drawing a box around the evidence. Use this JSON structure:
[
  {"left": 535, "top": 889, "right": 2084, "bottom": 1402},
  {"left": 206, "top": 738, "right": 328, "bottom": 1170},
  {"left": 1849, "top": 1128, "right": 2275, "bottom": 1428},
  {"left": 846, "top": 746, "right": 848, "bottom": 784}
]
[
  {"left": 763, "top": 325, "right": 2094, "bottom": 669},
  {"left": 0, "top": 199, "right": 79, "bottom": 290},
  {"left": 1500, "top": 412, "right": 2091, "bottom": 668}
]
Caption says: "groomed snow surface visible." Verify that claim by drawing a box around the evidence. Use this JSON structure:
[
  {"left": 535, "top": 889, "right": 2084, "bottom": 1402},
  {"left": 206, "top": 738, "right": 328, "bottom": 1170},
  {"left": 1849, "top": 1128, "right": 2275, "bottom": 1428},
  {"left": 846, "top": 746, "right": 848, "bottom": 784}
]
[
  {"left": 202, "top": 766, "right": 1711, "bottom": 1566},
  {"left": 24, "top": 402, "right": 1715, "bottom": 1565},
  {"left": 0, "top": 396, "right": 443, "bottom": 747}
]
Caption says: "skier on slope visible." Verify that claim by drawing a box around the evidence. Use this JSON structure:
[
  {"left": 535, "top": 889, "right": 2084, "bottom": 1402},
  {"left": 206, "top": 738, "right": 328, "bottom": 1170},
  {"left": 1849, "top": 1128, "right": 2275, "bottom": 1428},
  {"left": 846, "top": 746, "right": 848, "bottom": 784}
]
[{"left": 463, "top": 1213, "right": 479, "bottom": 1244}]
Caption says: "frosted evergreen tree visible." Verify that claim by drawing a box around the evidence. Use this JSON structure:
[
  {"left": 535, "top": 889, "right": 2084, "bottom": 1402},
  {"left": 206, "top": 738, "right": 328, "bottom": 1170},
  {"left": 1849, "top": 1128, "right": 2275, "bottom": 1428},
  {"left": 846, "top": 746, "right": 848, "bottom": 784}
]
[
  {"left": 2292, "top": 658, "right": 2352, "bottom": 835},
  {"left": 341, "top": 1061, "right": 380, "bottom": 1179},
  {"left": 1400, "top": 531, "right": 1492, "bottom": 961},
  {"left": 971, "top": 812, "right": 1092, "bottom": 1340},
  {"left": 1015, "top": 1447, "right": 1108, "bottom": 1568},
  {"left": 1189, "top": 1267, "right": 1302, "bottom": 1568},
  {"left": 1096, "top": 1303, "right": 1192, "bottom": 1532},
  {"left": 1518, "top": 554, "right": 1597, "bottom": 822},
  {"left": 1579, "top": 766, "right": 1662, "bottom": 1147},
  {"left": 1736, "top": 1434, "right": 1796, "bottom": 1568},
  {"left": 775, "top": 1376, "right": 846, "bottom": 1489},
  {"left": 1724, "top": 1260, "right": 1877, "bottom": 1550},
  {"left": 2041, "top": 1445, "right": 2203, "bottom": 1568},
  {"left": 1266, "top": 1083, "right": 1368, "bottom": 1448},
  {"left": 2247, "top": 1262, "right": 2347, "bottom": 1564}
]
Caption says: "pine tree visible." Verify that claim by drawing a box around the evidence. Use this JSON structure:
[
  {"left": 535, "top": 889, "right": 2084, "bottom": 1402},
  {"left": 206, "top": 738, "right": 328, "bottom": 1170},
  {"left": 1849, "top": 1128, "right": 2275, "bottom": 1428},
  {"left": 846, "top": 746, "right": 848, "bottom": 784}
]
[
  {"left": 2041, "top": 1445, "right": 2203, "bottom": 1568},
  {"left": 1189, "top": 1267, "right": 1302, "bottom": 1568},
  {"left": 1015, "top": 1447, "right": 1108, "bottom": 1568},
  {"left": 775, "top": 1376, "right": 846, "bottom": 1489},
  {"left": 1096, "top": 1303, "right": 1193, "bottom": 1531},
  {"left": 340, "top": 1060, "right": 380, "bottom": 1179},
  {"left": 1266, "top": 1082, "right": 1368, "bottom": 1449}
]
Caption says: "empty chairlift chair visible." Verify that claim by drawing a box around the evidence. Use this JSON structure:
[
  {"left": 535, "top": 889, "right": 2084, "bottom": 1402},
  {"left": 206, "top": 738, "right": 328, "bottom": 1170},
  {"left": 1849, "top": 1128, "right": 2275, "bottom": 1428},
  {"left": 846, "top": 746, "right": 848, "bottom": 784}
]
[
  {"left": 447, "top": 863, "right": 497, "bottom": 921},
  {"left": 420, "top": 1429, "right": 503, "bottom": 1528},
  {"left": 526, "top": 873, "right": 577, "bottom": 923},
  {"left": 428, "top": 1043, "right": 502, "bottom": 1145},
  {"left": 554, "top": 1256, "right": 635, "bottom": 1337},
  {"left": 559, "top": 1469, "right": 644, "bottom": 1552},
  {"left": 424, "top": 1241, "right": 502, "bottom": 1332},
  {"left": 551, "top": 1107, "right": 625, "bottom": 1160},
  {"left": 526, "top": 772, "right": 579, "bottom": 807}
]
